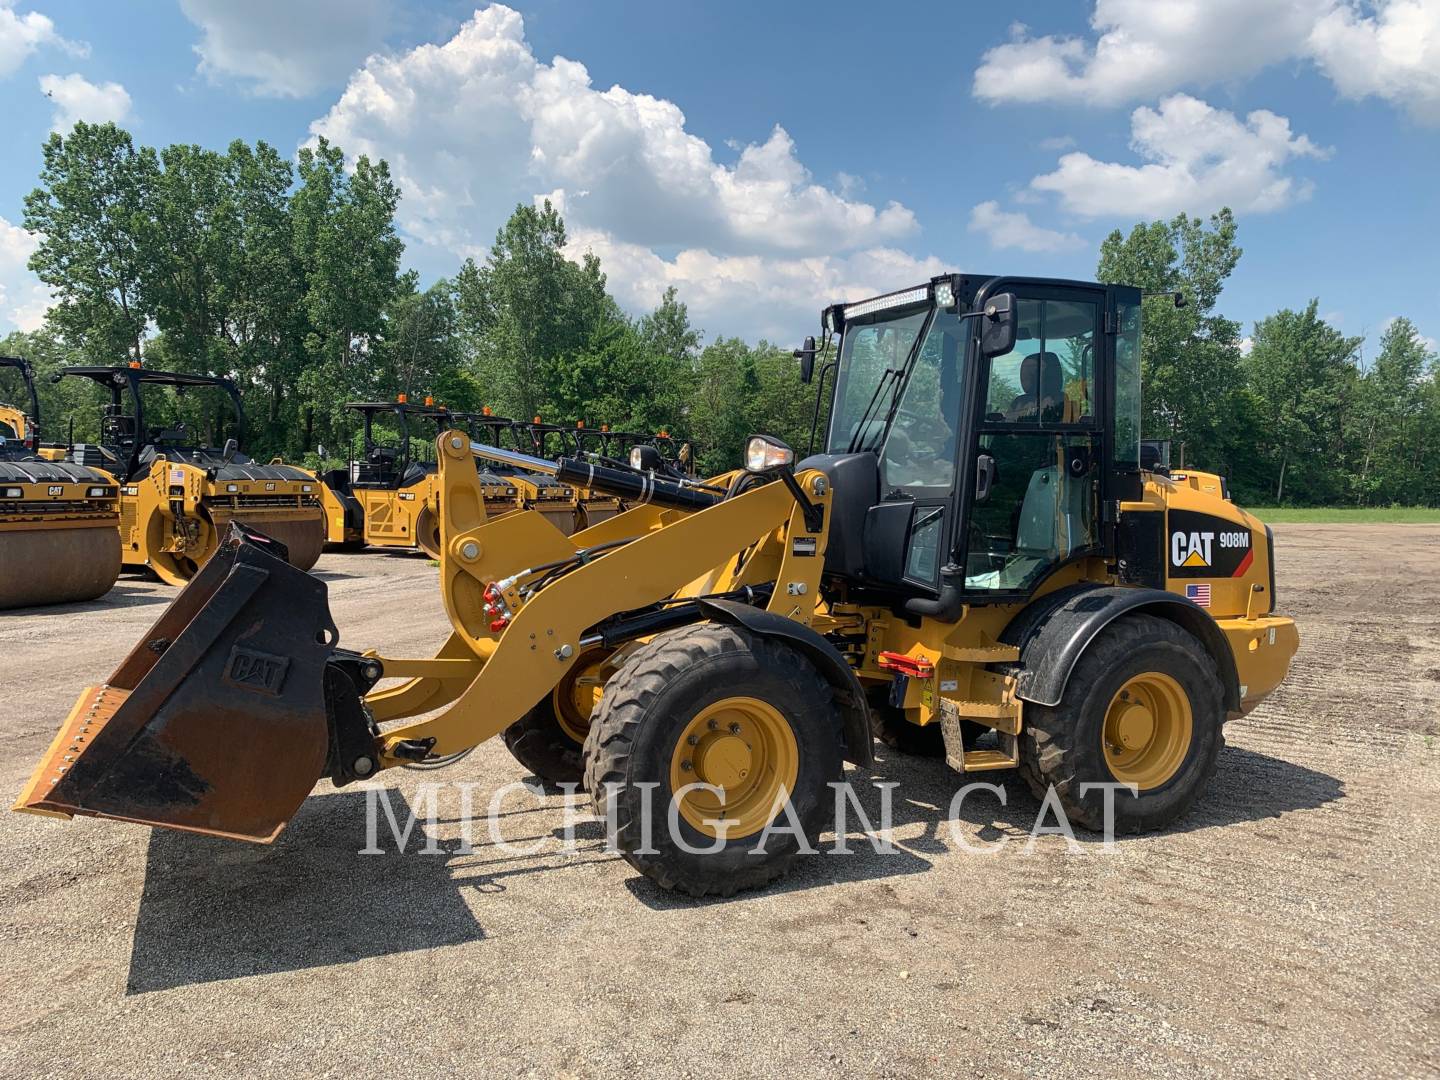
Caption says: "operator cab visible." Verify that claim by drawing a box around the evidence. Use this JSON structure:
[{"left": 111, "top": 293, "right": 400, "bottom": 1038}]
[
  {"left": 59, "top": 366, "right": 252, "bottom": 481},
  {"left": 345, "top": 400, "right": 450, "bottom": 489},
  {"left": 799, "top": 274, "right": 1143, "bottom": 610}
]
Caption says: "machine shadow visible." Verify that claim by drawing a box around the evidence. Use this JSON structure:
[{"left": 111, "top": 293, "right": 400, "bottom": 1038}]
[
  {"left": 125, "top": 788, "right": 484, "bottom": 995},
  {"left": 12, "top": 581, "right": 172, "bottom": 617},
  {"left": 624, "top": 742, "right": 1344, "bottom": 909}
]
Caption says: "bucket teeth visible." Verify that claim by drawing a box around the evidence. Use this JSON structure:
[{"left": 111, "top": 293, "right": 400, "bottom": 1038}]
[{"left": 13, "top": 684, "right": 128, "bottom": 819}]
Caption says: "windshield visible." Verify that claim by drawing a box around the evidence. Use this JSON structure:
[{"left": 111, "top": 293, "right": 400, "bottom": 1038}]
[{"left": 825, "top": 307, "right": 929, "bottom": 454}]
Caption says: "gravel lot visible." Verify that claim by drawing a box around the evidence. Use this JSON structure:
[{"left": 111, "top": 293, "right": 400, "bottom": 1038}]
[{"left": 1, "top": 525, "right": 1437, "bottom": 1078}]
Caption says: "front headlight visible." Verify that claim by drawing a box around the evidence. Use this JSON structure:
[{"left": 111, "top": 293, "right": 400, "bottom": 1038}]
[
  {"left": 744, "top": 435, "right": 795, "bottom": 473},
  {"left": 629, "top": 447, "right": 644, "bottom": 469}
]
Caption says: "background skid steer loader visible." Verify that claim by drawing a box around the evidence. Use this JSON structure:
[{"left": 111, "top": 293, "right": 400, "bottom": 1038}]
[
  {"left": 0, "top": 356, "right": 122, "bottom": 609},
  {"left": 16, "top": 273, "right": 1300, "bottom": 898}
]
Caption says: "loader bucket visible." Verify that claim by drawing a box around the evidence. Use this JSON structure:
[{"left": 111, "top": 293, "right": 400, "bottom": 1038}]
[{"left": 14, "top": 524, "right": 337, "bottom": 842}]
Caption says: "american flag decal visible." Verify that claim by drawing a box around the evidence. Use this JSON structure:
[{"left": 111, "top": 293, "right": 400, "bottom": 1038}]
[{"left": 1185, "top": 583, "right": 1211, "bottom": 607}]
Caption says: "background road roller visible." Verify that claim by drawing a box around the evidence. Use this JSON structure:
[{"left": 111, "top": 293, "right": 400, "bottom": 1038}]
[
  {"left": 56, "top": 364, "right": 324, "bottom": 585},
  {"left": 335, "top": 398, "right": 518, "bottom": 557},
  {"left": 0, "top": 356, "right": 121, "bottom": 609},
  {"left": 17, "top": 273, "right": 1299, "bottom": 898}
]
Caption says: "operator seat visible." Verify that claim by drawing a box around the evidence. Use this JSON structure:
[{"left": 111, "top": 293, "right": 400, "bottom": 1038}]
[{"left": 1008, "top": 352, "right": 1064, "bottom": 421}]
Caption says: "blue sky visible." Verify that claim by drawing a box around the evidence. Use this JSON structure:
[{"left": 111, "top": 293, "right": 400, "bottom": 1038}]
[{"left": 0, "top": 1, "right": 1436, "bottom": 357}]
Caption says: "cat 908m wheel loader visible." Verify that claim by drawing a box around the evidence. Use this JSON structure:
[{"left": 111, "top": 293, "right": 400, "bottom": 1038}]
[{"left": 15, "top": 274, "right": 1299, "bottom": 897}]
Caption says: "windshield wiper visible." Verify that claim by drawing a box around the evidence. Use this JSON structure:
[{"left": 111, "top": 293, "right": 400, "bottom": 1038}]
[{"left": 844, "top": 311, "right": 935, "bottom": 455}]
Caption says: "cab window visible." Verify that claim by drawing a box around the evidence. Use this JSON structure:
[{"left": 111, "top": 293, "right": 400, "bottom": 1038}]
[{"left": 983, "top": 299, "right": 1097, "bottom": 425}]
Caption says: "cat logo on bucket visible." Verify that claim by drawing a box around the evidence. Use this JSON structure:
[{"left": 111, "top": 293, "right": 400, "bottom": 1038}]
[{"left": 1168, "top": 509, "right": 1254, "bottom": 578}]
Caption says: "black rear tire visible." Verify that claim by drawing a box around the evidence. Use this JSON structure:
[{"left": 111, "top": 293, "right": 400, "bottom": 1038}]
[
  {"left": 869, "top": 687, "right": 989, "bottom": 757},
  {"left": 583, "top": 623, "right": 845, "bottom": 897},
  {"left": 1018, "top": 614, "right": 1223, "bottom": 833},
  {"left": 501, "top": 696, "right": 584, "bottom": 788}
]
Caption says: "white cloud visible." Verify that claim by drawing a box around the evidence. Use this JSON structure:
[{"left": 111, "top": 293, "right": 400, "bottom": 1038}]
[
  {"left": 0, "top": 215, "right": 50, "bottom": 334},
  {"left": 968, "top": 201, "right": 1084, "bottom": 253},
  {"left": 180, "top": 0, "right": 390, "bottom": 98},
  {"left": 1309, "top": 1, "right": 1440, "bottom": 123},
  {"left": 310, "top": 5, "right": 917, "bottom": 260},
  {"left": 308, "top": 5, "right": 928, "bottom": 339},
  {"left": 1030, "top": 94, "right": 1328, "bottom": 218},
  {"left": 39, "top": 72, "right": 132, "bottom": 131},
  {"left": 0, "top": 0, "right": 86, "bottom": 78},
  {"left": 974, "top": 1, "right": 1440, "bottom": 123},
  {"left": 565, "top": 229, "right": 944, "bottom": 343}
]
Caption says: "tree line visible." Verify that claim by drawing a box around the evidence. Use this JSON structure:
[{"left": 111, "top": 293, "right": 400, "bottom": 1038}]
[{"left": 2, "top": 122, "right": 1436, "bottom": 505}]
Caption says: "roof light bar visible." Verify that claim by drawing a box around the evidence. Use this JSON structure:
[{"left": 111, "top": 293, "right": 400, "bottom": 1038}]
[{"left": 843, "top": 285, "right": 930, "bottom": 321}]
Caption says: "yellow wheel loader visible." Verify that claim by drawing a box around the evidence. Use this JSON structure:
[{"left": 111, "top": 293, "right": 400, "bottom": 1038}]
[
  {"left": 56, "top": 365, "right": 324, "bottom": 586},
  {"left": 16, "top": 274, "right": 1299, "bottom": 898},
  {"left": 0, "top": 356, "right": 121, "bottom": 608},
  {"left": 334, "top": 399, "right": 517, "bottom": 557}
]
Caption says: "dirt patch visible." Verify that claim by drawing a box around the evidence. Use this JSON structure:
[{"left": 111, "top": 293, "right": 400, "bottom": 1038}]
[{"left": 0, "top": 528, "right": 1437, "bottom": 1078}]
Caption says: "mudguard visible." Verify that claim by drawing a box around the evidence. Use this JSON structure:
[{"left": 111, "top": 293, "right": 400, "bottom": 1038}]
[{"left": 999, "top": 583, "right": 1241, "bottom": 714}]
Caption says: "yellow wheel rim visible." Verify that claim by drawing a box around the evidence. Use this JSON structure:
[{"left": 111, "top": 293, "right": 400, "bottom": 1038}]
[
  {"left": 1102, "top": 672, "right": 1193, "bottom": 790},
  {"left": 551, "top": 649, "right": 612, "bottom": 744},
  {"left": 669, "top": 696, "right": 799, "bottom": 841}
]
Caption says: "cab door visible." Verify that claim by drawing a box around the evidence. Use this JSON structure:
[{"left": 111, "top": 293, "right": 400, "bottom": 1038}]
[{"left": 959, "top": 283, "right": 1107, "bottom": 599}]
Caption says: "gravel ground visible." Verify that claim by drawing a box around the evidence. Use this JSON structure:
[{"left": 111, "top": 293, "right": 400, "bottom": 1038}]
[{"left": 0, "top": 525, "right": 1437, "bottom": 1078}]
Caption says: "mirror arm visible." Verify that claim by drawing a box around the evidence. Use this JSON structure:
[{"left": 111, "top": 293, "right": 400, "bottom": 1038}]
[{"left": 777, "top": 467, "right": 824, "bottom": 534}]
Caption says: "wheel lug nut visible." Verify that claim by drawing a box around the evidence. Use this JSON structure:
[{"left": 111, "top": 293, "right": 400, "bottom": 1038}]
[
  {"left": 707, "top": 719, "right": 718, "bottom": 730},
  {"left": 687, "top": 735, "right": 698, "bottom": 746},
  {"left": 680, "top": 759, "right": 693, "bottom": 771},
  {"left": 729, "top": 723, "right": 741, "bottom": 734}
]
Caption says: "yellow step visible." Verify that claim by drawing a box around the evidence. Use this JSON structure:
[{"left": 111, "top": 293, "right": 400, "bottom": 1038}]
[
  {"left": 961, "top": 748, "right": 1018, "bottom": 772},
  {"left": 941, "top": 641, "right": 1020, "bottom": 663}
]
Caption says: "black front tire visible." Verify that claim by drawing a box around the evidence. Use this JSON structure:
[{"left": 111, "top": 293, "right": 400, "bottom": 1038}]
[
  {"left": 583, "top": 623, "right": 845, "bottom": 897},
  {"left": 501, "top": 696, "right": 585, "bottom": 788}
]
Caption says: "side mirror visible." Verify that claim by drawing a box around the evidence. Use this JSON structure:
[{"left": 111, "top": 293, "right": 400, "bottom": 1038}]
[
  {"left": 975, "top": 452, "right": 997, "bottom": 503},
  {"left": 221, "top": 437, "right": 238, "bottom": 464},
  {"left": 979, "top": 293, "right": 1017, "bottom": 358},
  {"left": 793, "top": 335, "right": 817, "bottom": 384}
]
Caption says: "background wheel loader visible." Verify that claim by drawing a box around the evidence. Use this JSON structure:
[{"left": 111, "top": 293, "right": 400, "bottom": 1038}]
[
  {"left": 55, "top": 364, "right": 324, "bottom": 585},
  {"left": 0, "top": 356, "right": 121, "bottom": 609},
  {"left": 17, "top": 273, "right": 1299, "bottom": 898}
]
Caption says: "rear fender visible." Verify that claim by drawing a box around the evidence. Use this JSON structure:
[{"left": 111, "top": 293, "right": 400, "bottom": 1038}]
[{"left": 1000, "top": 584, "right": 1241, "bottom": 715}]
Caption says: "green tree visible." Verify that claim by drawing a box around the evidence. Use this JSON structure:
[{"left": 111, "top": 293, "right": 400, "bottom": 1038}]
[
  {"left": 1352, "top": 317, "right": 1436, "bottom": 504},
  {"left": 1243, "top": 300, "right": 1362, "bottom": 503},
  {"left": 23, "top": 122, "right": 159, "bottom": 362},
  {"left": 1096, "top": 209, "right": 1245, "bottom": 468},
  {"left": 291, "top": 137, "right": 405, "bottom": 450},
  {"left": 455, "top": 201, "right": 611, "bottom": 420}
]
